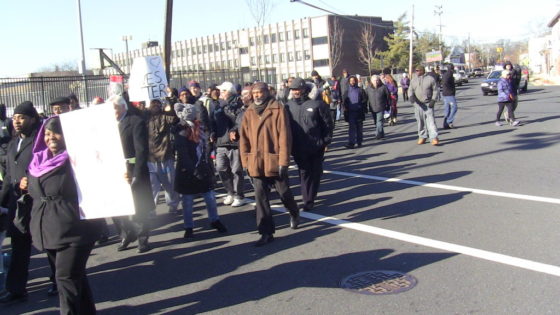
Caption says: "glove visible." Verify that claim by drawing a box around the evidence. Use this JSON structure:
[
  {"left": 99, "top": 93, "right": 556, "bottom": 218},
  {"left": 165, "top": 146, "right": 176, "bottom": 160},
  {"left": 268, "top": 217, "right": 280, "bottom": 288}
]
[{"left": 279, "top": 166, "right": 289, "bottom": 179}]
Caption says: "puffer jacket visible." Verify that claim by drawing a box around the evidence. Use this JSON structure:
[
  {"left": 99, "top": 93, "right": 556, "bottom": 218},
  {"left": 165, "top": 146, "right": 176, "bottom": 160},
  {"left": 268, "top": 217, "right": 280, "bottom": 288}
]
[{"left": 497, "top": 78, "right": 512, "bottom": 103}]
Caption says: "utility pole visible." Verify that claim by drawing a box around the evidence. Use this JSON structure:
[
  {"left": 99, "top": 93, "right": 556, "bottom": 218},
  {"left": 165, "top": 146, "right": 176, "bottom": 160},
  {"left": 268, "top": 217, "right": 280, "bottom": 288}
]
[
  {"left": 408, "top": 4, "right": 414, "bottom": 77},
  {"left": 434, "top": 5, "right": 443, "bottom": 54},
  {"left": 76, "top": 0, "right": 87, "bottom": 75},
  {"left": 122, "top": 35, "right": 132, "bottom": 74},
  {"left": 163, "top": 0, "right": 173, "bottom": 82}
]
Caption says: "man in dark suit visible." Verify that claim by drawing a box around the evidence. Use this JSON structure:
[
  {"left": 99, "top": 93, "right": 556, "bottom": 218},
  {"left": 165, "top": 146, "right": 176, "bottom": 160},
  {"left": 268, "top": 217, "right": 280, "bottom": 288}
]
[
  {"left": 110, "top": 95, "right": 155, "bottom": 253},
  {"left": 0, "top": 101, "right": 45, "bottom": 303}
]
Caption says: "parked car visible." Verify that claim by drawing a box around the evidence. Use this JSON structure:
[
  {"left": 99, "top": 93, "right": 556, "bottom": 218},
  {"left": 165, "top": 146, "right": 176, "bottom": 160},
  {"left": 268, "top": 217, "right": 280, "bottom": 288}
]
[
  {"left": 473, "top": 68, "right": 484, "bottom": 77},
  {"left": 453, "top": 71, "right": 464, "bottom": 86},
  {"left": 480, "top": 70, "right": 501, "bottom": 95},
  {"left": 459, "top": 70, "right": 469, "bottom": 83}
]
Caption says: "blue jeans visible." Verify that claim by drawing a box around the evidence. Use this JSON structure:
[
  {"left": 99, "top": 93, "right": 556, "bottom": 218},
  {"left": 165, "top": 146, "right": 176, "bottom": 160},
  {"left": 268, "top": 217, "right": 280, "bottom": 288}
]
[
  {"left": 371, "top": 111, "right": 384, "bottom": 138},
  {"left": 148, "top": 159, "right": 180, "bottom": 209},
  {"left": 443, "top": 96, "right": 458, "bottom": 125},
  {"left": 182, "top": 190, "right": 219, "bottom": 229}
]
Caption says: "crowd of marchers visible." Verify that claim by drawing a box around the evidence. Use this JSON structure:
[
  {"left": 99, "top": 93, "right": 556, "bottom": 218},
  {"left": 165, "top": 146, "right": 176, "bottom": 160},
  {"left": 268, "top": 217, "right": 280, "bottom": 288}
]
[{"left": 0, "top": 61, "right": 525, "bottom": 314}]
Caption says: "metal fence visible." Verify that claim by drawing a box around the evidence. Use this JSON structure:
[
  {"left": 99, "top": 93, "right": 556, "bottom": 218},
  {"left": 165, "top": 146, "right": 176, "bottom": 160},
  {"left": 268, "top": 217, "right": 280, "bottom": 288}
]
[
  {"left": 168, "top": 69, "right": 244, "bottom": 90},
  {"left": 0, "top": 75, "right": 111, "bottom": 115}
]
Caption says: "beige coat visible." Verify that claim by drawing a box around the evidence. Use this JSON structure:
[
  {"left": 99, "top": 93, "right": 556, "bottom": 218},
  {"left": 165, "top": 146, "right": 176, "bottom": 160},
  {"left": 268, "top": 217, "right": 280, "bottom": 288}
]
[{"left": 239, "top": 98, "right": 292, "bottom": 177}]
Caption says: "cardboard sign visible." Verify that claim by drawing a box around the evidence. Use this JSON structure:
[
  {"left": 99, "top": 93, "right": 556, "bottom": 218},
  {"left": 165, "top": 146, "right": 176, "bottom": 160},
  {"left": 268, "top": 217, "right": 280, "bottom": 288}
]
[
  {"left": 59, "top": 103, "right": 135, "bottom": 219},
  {"left": 128, "top": 56, "right": 168, "bottom": 104}
]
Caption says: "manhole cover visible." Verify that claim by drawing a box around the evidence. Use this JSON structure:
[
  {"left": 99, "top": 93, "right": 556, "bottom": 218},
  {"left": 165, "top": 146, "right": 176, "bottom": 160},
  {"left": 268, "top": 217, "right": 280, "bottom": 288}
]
[{"left": 340, "top": 270, "right": 417, "bottom": 295}]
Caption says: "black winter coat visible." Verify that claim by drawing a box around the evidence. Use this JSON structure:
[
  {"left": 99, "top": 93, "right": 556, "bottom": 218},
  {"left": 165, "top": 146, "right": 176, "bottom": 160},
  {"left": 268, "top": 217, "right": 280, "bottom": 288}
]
[
  {"left": 286, "top": 97, "right": 333, "bottom": 157},
  {"left": 441, "top": 71, "right": 456, "bottom": 96},
  {"left": 210, "top": 96, "right": 242, "bottom": 148},
  {"left": 119, "top": 113, "right": 155, "bottom": 216},
  {"left": 366, "top": 85, "right": 391, "bottom": 113},
  {"left": 173, "top": 133, "right": 213, "bottom": 195},
  {"left": 29, "top": 161, "right": 102, "bottom": 250},
  {"left": 0, "top": 128, "right": 38, "bottom": 235}
]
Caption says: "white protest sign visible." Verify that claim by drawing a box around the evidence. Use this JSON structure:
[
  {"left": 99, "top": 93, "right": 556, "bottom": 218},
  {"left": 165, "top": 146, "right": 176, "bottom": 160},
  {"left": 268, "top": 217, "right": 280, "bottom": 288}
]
[
  {"left": 59, "top": 103, "right": 135, "bottom": 219},
  {"left": 128, "top": 56, "right": 168, "bottom": 104}
]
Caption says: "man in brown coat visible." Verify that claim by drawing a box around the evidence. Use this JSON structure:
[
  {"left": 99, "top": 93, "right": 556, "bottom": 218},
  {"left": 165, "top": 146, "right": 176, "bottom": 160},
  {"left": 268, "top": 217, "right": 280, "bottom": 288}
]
[{"left": 239, "top": 82, "right": 300, "bottom": 246}]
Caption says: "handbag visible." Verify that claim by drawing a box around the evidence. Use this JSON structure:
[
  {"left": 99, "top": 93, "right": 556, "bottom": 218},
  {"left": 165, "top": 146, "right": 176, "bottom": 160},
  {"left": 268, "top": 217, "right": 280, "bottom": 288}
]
[
  {"left": 13, "top": 194, "right": 32, "bottom": 234},
  {"left": 193, "top": 158, "right": 211, "bottom": 181}
]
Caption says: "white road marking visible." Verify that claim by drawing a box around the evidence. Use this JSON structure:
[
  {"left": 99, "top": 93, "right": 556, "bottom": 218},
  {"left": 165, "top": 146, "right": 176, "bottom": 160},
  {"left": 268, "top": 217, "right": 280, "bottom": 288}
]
[
  {"left": 270, "top": 205, "right": 560, "bottom": 277},
  {"left": 324, "top": 169, "right": 560, "bottom": 205}
]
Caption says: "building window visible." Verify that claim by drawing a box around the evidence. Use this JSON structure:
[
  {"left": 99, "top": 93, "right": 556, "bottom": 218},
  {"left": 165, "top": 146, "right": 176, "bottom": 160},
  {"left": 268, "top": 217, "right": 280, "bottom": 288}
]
[
  {"left": 304, "top": 50, "right": 311, "bottom": 60},
  {"left": 227, "top": 41, "right": 231, "bottom": 49},
  {"left": 272, "top": 54, "right": 277, "bottom": 63},
  {"left": 263, "top": 34, "right": 269, "bottom": 44},
  {"left": 303, "top": 28, "right": 309, "bottom": 38},
  {"left": 296, "top": 51, "right": 302, "bottom": 61},
  {"left": 208, "top": 44, "right": 213, "bottom": 53},
  {"left": 279, "top": 32, "right": 285, "bottom": 41},
  {"left": 220, "top": 42, "right": 225, "bottom": 50},
  {"left": 251, "top": 57, "right": 256, "bottom": 66},
  {"left": 288, "top": 52, "right": 294, "bottom": 62},
  {"left": 312, "top": 36, "right": 328, "bottom": 45},
  {"left": 280, "top": 53, "right": 285, "bottom": 62},
  {"left": 249, "top": 37, "right": 255, "bottom": 46},
  {"left": 227, "top": 60, "right": 232, "bottom": 68},
  {"left": 265, "top": 55, "right": 270, "bottom": 64},
  {"left": 294, "top": 29, "right": 301, "bottom": 40},
  {"left": 203, "top": 45, "right": 207, "bottom": 53},
  {"left": 234, "top": 60, "right": 239, "bottom": 68},
  {"left": 271, "top": 33, "right": 277, "bottom": 43},
  {"left": 286, "top": 31, "right": 292, "bottom": 41},
  {"left": 239, "top": 47, "right": 249, "bottom": 54},
  {"left": 313, "top": 59, "right": 329, "bottom": 67}
]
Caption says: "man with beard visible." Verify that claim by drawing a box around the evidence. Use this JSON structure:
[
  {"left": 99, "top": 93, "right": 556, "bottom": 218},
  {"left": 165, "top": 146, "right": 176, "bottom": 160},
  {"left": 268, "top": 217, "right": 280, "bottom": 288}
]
[
  {"left": 285, "top": 78, "right": 333, "bottom": 212},
  {"left": 110, "top": 95, "right": 155, "bottom": 253},
  {"left": 0, "top": 101, "right": 48, "bottom": 303},
  {"left": 239, "top": 82, "right": 300, "bottom": 246},
  {"left": 147, "top": 99, "right": 180, "bottom": 214}
]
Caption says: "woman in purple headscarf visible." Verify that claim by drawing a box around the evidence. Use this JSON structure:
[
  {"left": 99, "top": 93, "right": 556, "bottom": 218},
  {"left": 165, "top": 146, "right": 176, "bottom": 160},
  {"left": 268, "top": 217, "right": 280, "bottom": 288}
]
[{"left": 28, "top": 116, "right": 101, "bottom": 315}]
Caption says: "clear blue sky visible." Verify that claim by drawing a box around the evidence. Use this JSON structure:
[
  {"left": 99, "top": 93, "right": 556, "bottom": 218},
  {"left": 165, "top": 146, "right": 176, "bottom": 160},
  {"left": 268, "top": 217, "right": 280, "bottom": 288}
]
[{"left": 0, "top": 0, "right": 555, "bottom": 77}]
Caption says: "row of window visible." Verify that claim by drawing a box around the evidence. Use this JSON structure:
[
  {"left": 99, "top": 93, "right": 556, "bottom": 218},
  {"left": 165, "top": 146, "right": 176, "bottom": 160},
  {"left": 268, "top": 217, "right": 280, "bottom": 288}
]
[
  {"left": 171, "top": 39, "right": 239, "bottom": 58},
  {"left": 177, "top": 59, "right": 240, "bottom": 71},
  {"left": 249, "top": 28, "right": 309, "bottom": 46},
  {"left": 250, "top": 50, "right": 311, "bottom": 66}
]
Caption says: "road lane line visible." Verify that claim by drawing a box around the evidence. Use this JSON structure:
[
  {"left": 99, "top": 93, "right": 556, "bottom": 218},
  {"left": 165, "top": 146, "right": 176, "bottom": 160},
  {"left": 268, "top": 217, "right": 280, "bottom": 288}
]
[
  {"left": 269, "top": 205, "right": 560, "bottom": 277},
  {"left": 324, "top": 169, "right": 560, "bottom": 205}
]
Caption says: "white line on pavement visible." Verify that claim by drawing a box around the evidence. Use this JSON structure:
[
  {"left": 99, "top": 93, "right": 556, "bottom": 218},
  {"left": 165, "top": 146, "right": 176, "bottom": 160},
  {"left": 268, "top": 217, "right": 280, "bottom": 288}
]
[
  {"left": 324, "top": 169, "right": 560, "bottom": 205},
  {"left": 269, "top": 205, "right": 560, "bottom": 277}
]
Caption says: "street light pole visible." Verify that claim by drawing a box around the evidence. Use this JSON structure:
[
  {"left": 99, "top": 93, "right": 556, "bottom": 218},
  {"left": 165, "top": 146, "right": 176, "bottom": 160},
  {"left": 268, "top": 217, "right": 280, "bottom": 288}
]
[
  {"left": 122, "top": 35, "right": 132, "bottom": 74},
  {"left": 76, "top": 0, "right": 87, "bottom": 75}
]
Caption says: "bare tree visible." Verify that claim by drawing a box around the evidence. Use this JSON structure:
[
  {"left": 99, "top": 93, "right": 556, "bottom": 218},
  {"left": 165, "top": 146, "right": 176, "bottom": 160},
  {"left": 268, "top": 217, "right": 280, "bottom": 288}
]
[
  {"left": 245, "top": 0, "right": 274, "bottom": 81},
  {"left": 358, "top": 25, "right": 376, "bottom": 75},
  {"left": 329, "top": 17, "right": 345, "bottom": 74}
]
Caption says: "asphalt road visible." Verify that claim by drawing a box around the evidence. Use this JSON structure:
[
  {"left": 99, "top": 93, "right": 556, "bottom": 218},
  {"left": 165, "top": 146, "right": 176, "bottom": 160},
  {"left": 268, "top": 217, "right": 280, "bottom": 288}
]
[{"left": 5, "top": 78, "right": 560, "bottom": 314}]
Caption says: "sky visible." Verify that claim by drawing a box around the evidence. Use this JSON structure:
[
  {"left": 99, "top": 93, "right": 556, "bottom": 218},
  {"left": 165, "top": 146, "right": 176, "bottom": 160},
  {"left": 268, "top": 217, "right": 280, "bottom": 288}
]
[{"left": 0, "top": 0, "right": 556, "bottom": 77}]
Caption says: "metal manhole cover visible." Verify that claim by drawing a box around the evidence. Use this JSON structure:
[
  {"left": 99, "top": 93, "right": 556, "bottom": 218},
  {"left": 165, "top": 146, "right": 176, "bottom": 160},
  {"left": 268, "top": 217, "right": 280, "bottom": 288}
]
[{"left": 340, "top": 270, "right": 417, "bottom": 295}]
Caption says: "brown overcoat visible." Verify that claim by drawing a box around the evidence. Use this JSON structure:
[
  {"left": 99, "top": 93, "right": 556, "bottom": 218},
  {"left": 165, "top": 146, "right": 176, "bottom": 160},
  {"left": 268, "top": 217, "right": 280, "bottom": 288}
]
[{"left": 239, "top": 97, "right": 292, "bottom": 177}]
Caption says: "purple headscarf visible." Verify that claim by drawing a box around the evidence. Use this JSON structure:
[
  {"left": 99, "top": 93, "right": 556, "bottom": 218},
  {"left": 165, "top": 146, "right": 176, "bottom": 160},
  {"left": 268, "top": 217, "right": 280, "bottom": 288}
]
[{"left": 28, "top": 117, "right": 69, "bottom": 177}]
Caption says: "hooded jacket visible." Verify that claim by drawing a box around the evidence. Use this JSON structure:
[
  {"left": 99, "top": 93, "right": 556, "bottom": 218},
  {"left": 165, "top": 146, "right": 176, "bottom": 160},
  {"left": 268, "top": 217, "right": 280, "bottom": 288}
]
[{"left": 285, "top": 83, "right": 333, "bottom": 157}]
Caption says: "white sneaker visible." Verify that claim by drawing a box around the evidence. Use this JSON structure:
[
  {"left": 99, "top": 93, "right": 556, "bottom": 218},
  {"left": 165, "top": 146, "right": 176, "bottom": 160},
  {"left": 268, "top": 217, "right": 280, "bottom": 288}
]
[
  {"left": 223, "top": 195, "right": 234, "bottom": 205},
  {"left": 231, "top": 198, "right": 246, "bottom": 207}
]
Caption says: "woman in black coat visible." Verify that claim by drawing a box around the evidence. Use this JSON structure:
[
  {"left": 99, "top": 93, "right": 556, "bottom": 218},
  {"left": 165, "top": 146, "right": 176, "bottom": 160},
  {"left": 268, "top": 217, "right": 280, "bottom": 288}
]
[
  {"left": 173, "top": 104, "right": 227, "bottom": 239},
  {"left": 28, "top": 117, "right": 101, "bottom": 315}
]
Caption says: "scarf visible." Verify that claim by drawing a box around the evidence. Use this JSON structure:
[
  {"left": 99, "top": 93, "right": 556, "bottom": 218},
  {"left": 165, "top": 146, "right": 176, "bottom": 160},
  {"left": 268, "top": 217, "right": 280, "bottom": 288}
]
[{"left": 28, "top": 117, "right": 69, "bottom": 177}]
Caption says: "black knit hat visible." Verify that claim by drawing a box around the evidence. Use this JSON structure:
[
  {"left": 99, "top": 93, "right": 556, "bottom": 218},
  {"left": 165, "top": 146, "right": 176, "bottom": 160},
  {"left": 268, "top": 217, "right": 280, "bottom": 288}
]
[
  {"left": 14, "top": 101, "right": 39, "bottom": 118},
  {"left": 49, "top": 96, "right": 71, "bottom": 106}
]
